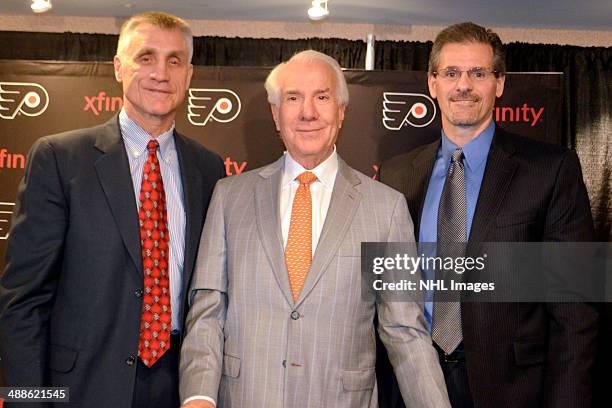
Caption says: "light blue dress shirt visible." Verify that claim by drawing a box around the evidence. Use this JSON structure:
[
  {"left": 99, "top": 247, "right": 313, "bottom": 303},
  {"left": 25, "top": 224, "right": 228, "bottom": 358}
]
[
  {"left": 419, "top": 121, "right": 495, "bottom": 328},
  {"left": 119, "top": 109, "right": 186, "bottom": 332}
]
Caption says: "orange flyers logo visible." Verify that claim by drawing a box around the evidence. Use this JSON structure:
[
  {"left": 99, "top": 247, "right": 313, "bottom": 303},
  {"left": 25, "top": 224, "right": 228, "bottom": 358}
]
[
  {"left": 187, "top": 88, "right": 241, "bottom": 127},
  {"left": 0, "top": 82, "right": 49, "bottom": 120},
  {"left": 382, "top": 92, "right": 436, "bottom": 130}
]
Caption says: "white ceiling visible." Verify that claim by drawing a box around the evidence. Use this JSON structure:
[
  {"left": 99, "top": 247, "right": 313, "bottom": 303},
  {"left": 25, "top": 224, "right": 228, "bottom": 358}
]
[{"left": 2, "top": 0, "right": 611, "bottom": 31}]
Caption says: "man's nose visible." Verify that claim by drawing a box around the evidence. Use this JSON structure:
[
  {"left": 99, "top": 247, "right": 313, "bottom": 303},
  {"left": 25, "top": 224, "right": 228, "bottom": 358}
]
[
  {"left": 300, "top": 98, "right": 318, "bottom": 120},
  {"left": 454, "top": 71, "right": 474, "bottom": 91},
  {"left": 149, "top": 61, "right": 170, "bottom": 81}
]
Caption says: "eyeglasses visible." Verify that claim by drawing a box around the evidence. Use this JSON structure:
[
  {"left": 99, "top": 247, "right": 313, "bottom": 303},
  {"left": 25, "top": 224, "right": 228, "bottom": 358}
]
[{"left": 433, "top": 67, "right": 498, "bottom": 82}]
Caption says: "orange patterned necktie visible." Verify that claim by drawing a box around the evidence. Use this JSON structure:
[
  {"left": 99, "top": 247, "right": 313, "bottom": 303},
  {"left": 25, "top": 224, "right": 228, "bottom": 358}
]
[
  {"left": 285, "top": 171, "right": 318, "bottom": 300},
  {"left": 137, "top": 140, "right": 171, "bottom": 367}
]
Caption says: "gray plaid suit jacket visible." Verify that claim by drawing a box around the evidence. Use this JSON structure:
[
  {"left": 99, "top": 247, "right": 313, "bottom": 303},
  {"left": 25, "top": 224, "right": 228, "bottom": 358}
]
[{"left": 179, "top": 155, "right": 450, "bottom": 408}]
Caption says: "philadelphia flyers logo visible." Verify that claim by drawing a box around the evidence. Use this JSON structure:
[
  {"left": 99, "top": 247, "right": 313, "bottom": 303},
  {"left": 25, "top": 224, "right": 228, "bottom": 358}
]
[
  {"left": 0, "top": 202, "right": 15, "bottom": 240},
  {"left": 187, "top": 88, "right": 241, "bottom": 127},
  {"left": 382, "top": 92, "right": 436, "bottom": 130},
  {"left": 0, "top": 82, "right": 49, "bottom": 120}
]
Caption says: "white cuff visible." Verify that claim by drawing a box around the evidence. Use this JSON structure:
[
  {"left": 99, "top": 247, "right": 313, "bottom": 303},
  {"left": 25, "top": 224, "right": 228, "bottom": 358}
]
[{"left": 183, "top": 395, "right": 216, "bottom": 407}]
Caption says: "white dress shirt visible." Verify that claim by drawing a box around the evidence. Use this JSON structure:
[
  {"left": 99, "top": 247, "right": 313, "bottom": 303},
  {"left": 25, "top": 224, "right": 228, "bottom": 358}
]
[
  {"left": 119, "top": 109, "right": 186, "bottom": 333},
  {"left": 280, "top": 147, "right": 339, "bottom": 255}
]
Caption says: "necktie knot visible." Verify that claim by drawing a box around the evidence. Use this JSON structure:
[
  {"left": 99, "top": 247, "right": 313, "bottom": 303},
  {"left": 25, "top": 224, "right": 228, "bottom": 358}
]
[
  {"left": 147, "top": 140, "right": 159, "bottom": 155},
  {"left": 297, "top": 171, "right": 317, "bottom": 186},
  {"left": 451, "top": 148, "right": 464, "bottom": 164},
  {"left": 448, "top": 149, "right": 464, "bottom": 177}
]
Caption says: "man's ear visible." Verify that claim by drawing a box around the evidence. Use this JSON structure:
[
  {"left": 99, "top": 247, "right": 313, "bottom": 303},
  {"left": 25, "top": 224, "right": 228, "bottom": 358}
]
[
  {"left": 186, "top": 63, "right": 194, "bottom": 88},
  {"left": 427, "top": 73, "right": 438, "bottom": 99},
  {"left": 270, "top": 104, "right": 281, "bottom": 131},
  {"left": 337, "top": 104, "right": 346, "bottom": 129},
  {"left": 113, "top": 55, "right": 122, "bottom": 82},
  {"left": 496, "top": 74, "right": 506, "bottom": 98}
]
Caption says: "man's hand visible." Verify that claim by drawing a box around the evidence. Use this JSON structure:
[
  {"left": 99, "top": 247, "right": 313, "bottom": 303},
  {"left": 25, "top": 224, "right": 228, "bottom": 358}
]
[{"left": 182, "top": 400, "right": 215, "bottom": 408}]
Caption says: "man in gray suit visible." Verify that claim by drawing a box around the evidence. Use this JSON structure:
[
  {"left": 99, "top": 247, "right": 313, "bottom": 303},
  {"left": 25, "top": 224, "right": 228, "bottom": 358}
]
[{"left": 179, "top": 50, "right": 450, "bottom": 408}]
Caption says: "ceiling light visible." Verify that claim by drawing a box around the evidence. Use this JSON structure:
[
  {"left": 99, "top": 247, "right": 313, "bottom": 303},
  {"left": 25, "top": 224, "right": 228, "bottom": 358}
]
[
  {"left": 31, "top": 0, "right": 52, "bottom": 13},
  {"left": 308, "top": 0, "right": 329, "bottom": 21}
]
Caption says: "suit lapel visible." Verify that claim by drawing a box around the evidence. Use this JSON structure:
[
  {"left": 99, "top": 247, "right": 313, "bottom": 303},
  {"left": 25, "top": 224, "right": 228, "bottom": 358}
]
[
  {"left": 93, "top": 116, "right": 142, "bottom": 276},
  {"left": 411, "top": 141, "right": 439, "bottom": 235},
  {"left": 255, "top": 157, "right": 294, "bottom": 306},
  {"left": 174, "top": 133, "right": 202, "bottom": 308},
  {"left": 295, "top": 157, "right": 362, "bottom": 306},
  {"left": 468, "top": 130, "right": 518, "bottom": 251}
]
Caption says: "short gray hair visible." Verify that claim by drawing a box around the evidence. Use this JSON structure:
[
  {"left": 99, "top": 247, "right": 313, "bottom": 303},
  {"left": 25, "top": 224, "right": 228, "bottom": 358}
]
[
  {"left": 264, "top": 50, "right": 349, "bottom": 106},
  {"left": 117, "top": 11, "right": 193, "bottom": 62}
]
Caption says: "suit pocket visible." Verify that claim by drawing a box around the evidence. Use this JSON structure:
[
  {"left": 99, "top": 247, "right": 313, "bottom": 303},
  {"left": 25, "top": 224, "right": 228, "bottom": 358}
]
[
  {"left": 48, "top": 344, "right": 78, "bottom": 373},
  {"left": 513, "top": 338, "right": 546, "bottom": 366},
  {"left": 496, "top": 210, "right": 537, "bottom": 227},
  {"left": 341, "top": 368, "right": 376, "bottom": 391},
  {"left": 222, "top": 354, "right": 241, "bottom": 378}
]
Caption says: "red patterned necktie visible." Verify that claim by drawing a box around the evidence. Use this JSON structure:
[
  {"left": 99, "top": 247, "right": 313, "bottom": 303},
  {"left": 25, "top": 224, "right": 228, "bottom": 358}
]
[{"left": 137, "top": 140, "right": 171, "bottom": 367}]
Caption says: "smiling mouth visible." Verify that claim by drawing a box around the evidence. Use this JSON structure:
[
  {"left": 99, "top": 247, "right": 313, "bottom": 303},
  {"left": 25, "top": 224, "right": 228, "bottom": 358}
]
[
  {"left": 451, "top": 100, "right": 479, "bottom": 108},
  {"left": 145, "top": 88, "right": 172, "bottom": 95},
  {"left": 297, "top": 128, "right": 324, "bottom": 133}
]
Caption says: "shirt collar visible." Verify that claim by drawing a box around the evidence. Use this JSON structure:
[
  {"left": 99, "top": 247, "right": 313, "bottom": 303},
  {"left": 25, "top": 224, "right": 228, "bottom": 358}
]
[
  {"left": 119, "top": 109, "right": 176, "bottom": 163},
  {"left": 440, "top": 120, "right": 495, "bottom": 171},
  {"left": 282, "top": 145, "right": 338, "bottom": 189}
]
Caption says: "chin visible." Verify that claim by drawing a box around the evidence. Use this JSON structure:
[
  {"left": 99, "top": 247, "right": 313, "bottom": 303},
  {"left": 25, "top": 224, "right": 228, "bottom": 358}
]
[
  {"left": 449, "top": 114, "right": 480, "bottom": 127},
  {"left": 296, "top": 138, "right": 323, "bottom": 149},
  {"left": 146, "top": 106, "right": 176, "bottom": 118},
  {"left": 452, "top": 120, "right": 478, "bottom": 127}
]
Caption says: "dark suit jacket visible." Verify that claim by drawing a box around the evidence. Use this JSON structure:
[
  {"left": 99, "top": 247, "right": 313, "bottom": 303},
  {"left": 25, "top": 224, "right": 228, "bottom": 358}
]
[
  {"left": 378, "top": 126, "right": 598, "bottom": 408},
  {"left": 0, "top": 115, "right": 224, "bottom": 407}
]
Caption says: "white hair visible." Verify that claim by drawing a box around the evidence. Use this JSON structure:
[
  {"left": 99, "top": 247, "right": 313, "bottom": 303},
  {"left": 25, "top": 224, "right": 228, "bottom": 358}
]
[{"left": 264, "top": 50, "right": 349, "bottom": 107}]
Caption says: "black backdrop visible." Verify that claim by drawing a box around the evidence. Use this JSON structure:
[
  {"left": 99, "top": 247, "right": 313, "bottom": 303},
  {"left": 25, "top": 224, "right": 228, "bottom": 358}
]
[
  {"left": 0, "top": 31, "right": 609, "bottom": 241},
  {"left": 0, "top": 63, "right": 563, "bottom": 271}
]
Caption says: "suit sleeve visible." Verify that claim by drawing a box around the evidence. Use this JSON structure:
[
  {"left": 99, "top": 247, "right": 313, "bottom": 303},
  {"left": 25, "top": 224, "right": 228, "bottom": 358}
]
[
  {"left": 543, "top": 150, "right": 598, "bottom": 408},
  {"left": 376, "top": 193, "right": 451, "bottom": 408},
  {"left": 0, "top": 137, "right": 68, "bottom": 387},
  {"left": 179, "top": 181, "right": 228, "bottom": 403}
]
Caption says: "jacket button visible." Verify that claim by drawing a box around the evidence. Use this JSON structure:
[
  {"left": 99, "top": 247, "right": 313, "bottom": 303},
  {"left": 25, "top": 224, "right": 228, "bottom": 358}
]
[
  {"left": 126, "top": 355, "right": 136, "bottom": 365},
  {"left": 134, "top": 289, "right": 143, "bottom": 298},
  {"left": 290, "top": 311, "right": 300, "bottom": 320},
  {"left": 282, "top": 360, "right": 287, "bottom": 367}
]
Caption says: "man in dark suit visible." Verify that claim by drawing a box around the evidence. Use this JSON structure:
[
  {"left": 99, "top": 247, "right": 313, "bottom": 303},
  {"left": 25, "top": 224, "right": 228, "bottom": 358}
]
[
  {"left": 0, "top": 11, "right": 224, "bottom": 408},
  {"left": 379, "top": 22, "right": 598, "bottom": 407}
]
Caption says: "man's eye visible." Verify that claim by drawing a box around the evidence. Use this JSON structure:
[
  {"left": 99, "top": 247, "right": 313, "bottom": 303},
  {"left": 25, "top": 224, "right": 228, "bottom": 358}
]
[
  {"left": 473, "top": 70, "right": 486, "bottom": 78},
  {"left": 140, "top": 56, "right": 152, "bottom": 63},
  {"left": 286, "top": 95, "right": 298, "bottom": 102},
  {"left": 317, "top": 94, "right": 330, "bottom": 101},
  {"left": 446, "top": 70, "right": 458, "bottom": 78}
]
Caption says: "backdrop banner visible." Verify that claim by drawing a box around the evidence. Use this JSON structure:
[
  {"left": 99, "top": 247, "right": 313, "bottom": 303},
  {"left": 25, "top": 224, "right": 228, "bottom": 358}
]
[{"left": 0, "top": 61, "right": 562, "bottom": 270}]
